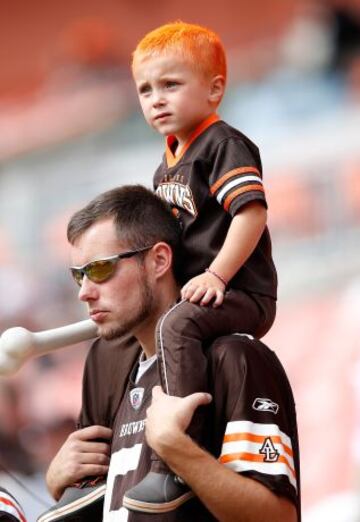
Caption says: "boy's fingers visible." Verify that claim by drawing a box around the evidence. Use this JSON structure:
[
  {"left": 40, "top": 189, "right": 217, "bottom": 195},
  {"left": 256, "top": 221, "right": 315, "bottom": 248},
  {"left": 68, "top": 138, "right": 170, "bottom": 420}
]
[
  {"left": 200, "top": 288, "right": 216, "bottom": 305},
  {"left": 189, "top": 287, "right": 206, "bottom": 303},
  {"left": 212, "top": 289, "right": 224, "bottom": 307},
  {"left": 182, "top": 284, "right": 196, "bottom": 300}
]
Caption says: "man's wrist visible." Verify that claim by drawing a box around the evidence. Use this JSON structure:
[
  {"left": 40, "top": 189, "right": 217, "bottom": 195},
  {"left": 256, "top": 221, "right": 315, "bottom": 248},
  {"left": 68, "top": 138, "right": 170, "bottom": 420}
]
[
  {"left": 152, "top": 428, "right": 190, "bottom": 462},
  {"left": 46, "top": 471, "right": 65, "bottom": 501}
]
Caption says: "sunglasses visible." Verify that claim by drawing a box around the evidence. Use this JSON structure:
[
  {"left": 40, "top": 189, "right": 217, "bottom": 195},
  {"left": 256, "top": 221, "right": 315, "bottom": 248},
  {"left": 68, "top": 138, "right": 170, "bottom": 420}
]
[{"left": 70, "top": 245, "right": 154, "bottom": 287}]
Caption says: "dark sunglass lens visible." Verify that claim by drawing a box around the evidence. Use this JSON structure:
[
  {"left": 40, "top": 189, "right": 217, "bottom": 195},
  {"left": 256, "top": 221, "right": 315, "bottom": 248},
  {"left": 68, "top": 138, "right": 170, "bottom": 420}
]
[{"left": 87, "top": 260, "right": 116, "bottom": 283}]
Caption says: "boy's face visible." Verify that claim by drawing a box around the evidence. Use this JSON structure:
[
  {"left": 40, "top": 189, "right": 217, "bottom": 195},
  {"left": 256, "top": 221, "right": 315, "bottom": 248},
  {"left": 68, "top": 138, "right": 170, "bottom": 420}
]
[{"left": 133, "top": 52, "right": 218, "bottom": 147}]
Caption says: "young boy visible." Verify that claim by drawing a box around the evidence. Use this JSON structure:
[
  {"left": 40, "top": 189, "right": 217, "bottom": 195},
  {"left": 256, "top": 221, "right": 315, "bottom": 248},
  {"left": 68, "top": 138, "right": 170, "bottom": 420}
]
[{"left": 123, "top": 21, "right": 278, "bottom": 513}]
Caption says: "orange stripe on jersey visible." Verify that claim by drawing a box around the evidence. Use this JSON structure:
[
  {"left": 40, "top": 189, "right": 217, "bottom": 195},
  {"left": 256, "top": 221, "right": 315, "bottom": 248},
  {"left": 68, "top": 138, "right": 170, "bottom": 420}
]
[
  {"left": 166, "top": 113, "right": 220, "bottom": 167},
  {"left": 210, "top": 166, "right": 261, "bottom": 195},
  {"left": 223, "top": 432, "right": 293, "bottom": 458},
  {"left": 0, "top": 496, "right": 26, "bottom": 522},
  {"left": 223, "top": 184, "right": 264, "bottom": 211},
  {"left": 219, "top": 452, "right": 296, "bottom": 478}
]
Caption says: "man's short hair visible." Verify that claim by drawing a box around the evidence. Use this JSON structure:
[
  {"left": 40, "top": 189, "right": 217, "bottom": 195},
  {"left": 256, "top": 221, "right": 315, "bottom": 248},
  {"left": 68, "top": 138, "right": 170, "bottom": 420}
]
[
  {"left": 67, "top": 185, "right": 182, "bottom": 281},
  {"left": 132, "top": 21, "right": 227, "bottom": 84}
]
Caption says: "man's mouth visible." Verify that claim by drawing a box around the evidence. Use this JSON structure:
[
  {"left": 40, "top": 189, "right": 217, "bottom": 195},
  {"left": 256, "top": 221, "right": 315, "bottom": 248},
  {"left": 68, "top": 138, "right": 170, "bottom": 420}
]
[{"left": 89, "top": 310, "right": 108, "bottom": 322}]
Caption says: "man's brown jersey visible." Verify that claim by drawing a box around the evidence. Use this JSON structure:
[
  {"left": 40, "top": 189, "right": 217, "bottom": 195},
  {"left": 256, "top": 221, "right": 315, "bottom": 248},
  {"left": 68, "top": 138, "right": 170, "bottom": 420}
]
[
  {"left": 153, "top": 114, "right": 277, "bottom": 299},
  {"left": 99, "top": 335, "right": 300, "bottom": 521},
  {"left": 102, "top": 360, "right": 214, "bottom": 522}
]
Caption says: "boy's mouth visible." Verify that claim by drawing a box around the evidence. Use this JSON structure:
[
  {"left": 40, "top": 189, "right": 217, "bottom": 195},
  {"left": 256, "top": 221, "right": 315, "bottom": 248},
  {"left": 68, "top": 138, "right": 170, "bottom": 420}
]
[{"left": 154, "top": 112, "right": 172, "bottom": 121}]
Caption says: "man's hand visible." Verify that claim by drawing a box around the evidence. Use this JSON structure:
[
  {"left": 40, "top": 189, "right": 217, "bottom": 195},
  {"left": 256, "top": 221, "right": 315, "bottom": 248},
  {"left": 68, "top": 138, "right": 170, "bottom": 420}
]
[
  {"left": 46, "top": 425, "right": 112, "bottom": 500},
  {"left": 145, "top": 386, "right": 212, "bottom": 458},
  {"left": 145, "top": 389, "right": 296, "bottom": 522},
  {"left": 181, "top": 272, "right": 225, "bottom": 307}
]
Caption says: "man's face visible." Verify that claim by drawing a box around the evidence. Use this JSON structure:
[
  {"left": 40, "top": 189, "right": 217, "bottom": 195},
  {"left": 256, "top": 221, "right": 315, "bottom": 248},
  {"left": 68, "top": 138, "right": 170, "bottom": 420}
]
[
  {"left": 133, "top": 52, "right": 214, "bottom": 148},
  {"left": 70, "top": 218, "right": 155, "bottom": 340}
]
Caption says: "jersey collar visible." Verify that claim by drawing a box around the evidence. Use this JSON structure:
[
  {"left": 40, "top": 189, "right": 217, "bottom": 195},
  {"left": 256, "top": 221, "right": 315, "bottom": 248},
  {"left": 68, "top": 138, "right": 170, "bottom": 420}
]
[{"left": 165, "top": 113, "right": 220, "bottom": 168}]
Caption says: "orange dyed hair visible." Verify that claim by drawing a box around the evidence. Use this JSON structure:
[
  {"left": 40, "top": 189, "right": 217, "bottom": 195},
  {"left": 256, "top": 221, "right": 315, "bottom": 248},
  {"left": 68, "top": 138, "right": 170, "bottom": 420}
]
[{"left": 132, "top": 21, "right": 227, "bottom": 82}]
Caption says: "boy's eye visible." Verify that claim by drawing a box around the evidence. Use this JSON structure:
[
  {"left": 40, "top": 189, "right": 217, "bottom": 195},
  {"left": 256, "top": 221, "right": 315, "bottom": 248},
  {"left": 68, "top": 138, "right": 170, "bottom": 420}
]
[
  {"left": 165, "top": 81, "right": 179, "bottom": 89},
  {"left": 139, "top": 84, "right": 151, "bottom": 95}
]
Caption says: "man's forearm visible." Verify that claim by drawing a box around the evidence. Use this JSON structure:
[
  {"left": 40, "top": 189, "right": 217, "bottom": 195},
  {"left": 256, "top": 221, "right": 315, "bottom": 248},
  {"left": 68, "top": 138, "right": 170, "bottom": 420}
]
[{"left": 159, "top": 432, "right": 297, "bottom": 522}]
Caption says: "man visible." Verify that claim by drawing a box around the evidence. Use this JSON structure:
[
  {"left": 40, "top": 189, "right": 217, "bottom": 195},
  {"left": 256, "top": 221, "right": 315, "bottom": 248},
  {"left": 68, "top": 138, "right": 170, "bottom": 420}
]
[{"left": 39, "top": 185, "right": 300, "bottom": 521}]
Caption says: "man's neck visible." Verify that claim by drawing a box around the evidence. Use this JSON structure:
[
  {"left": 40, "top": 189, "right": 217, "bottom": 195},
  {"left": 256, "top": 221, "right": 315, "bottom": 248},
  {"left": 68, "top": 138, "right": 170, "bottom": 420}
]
[{"left": 134, "top": 282, "right": 180, "bottom": 359}]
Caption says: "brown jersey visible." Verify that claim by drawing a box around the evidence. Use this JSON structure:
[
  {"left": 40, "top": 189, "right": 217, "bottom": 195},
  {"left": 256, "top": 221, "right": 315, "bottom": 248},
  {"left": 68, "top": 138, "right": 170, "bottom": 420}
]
[
  {"left": 103, "top": 360, "right": 214, "bottom": 522},
  {"left": 100, "top": 335, "right": 300, "bottom": 521},
  {"left": 209, "top": 335, "right": 301, "bottom": 521},
  {"left": 153, "top": 114, "right": 277, "bottom": 299}
]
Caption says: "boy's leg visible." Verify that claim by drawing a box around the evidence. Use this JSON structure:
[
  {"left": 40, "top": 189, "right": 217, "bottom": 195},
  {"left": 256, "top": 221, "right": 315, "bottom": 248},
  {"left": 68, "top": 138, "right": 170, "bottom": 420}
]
[
  {"left": 156, "top": 290, "right": 275, "bottom": 401},
  {"left": 123, "top": 291, "right": 276, "bottom": 513}
]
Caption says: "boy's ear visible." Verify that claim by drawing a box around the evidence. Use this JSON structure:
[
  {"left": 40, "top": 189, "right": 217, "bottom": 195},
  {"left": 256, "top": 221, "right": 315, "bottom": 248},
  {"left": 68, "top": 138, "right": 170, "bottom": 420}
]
[{"left": 209, "top": 75, "right": 225, "bottom": 105}]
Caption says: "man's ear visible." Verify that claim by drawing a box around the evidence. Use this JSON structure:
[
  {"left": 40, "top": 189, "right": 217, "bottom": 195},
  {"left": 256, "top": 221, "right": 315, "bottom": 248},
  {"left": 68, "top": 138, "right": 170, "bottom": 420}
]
[
  {"left": 209, "top": 75, "right": 225, "bottom": 106},
  {"left": 147, "top": 242, "right": 173, "bottom": 280}
]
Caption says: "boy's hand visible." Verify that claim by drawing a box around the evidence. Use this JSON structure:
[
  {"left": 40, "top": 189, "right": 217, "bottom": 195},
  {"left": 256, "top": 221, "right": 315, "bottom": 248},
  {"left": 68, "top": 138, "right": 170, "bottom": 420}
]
[{"left": 181, "top": 271, "right": 225, "bottom": 307}]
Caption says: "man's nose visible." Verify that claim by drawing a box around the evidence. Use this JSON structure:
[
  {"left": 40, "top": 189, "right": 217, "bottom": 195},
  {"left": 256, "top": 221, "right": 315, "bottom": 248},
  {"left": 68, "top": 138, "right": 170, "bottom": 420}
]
[{"left": 78, "top": 276, "right": 98, "bottom": 302}]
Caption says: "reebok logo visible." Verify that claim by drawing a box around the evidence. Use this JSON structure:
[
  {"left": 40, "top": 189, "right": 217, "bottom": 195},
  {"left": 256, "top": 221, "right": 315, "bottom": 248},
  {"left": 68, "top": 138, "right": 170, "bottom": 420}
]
[{"left": 252, "top": 398, "right": 279, "bottom": 414}]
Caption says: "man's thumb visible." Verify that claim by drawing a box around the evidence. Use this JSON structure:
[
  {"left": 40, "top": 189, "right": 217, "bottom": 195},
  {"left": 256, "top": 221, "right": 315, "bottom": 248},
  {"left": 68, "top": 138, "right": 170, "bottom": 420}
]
[{"left": 186, "top": 392, "right": 212, "bottom": 412}]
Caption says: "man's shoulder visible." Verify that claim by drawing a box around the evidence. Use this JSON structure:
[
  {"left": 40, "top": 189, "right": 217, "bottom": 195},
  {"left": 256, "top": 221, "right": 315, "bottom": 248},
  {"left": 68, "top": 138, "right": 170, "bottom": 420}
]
[
  {"left": 87, "top": 334, "right": 141, "bottom": 371},
  {"left": 209, "top": 333, "right": 288, "bottom": 383},
  {"left": 210, "top": 333, "right": 270, "bottom": 356}
]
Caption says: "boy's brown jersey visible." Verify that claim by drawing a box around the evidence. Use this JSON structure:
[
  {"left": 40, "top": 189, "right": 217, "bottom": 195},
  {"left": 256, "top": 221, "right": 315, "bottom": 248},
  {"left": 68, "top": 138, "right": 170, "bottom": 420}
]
[
  {"left": 102, "top": 335, "right": 300, "bottom": 521},
  {"left": 153, "top": 116, "right": 277, "bottom": 298}
]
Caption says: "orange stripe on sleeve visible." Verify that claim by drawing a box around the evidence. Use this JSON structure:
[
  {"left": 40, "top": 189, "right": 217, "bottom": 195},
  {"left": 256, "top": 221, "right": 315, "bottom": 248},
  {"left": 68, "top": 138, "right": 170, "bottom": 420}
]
[
  {"left": 219, "top": 452, "right": 296, "bottom": 478},
  {"left": 0, "top": 496, "right": 26, "bottom": 522},
  {"left": 223, "top": 184, "right": 264, "bottom": 211},
  {"left": 210, "top": 167, "right": 261, "bottom": 195},
  {"left": 223, "top": 432, "right": 293, "bottom": 458}
]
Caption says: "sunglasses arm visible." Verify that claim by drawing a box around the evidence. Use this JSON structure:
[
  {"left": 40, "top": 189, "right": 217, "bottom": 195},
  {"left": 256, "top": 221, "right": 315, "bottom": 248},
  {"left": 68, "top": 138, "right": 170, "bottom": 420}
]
[{"left": 0, "top": 319, "right": 98, "bottom": 376}]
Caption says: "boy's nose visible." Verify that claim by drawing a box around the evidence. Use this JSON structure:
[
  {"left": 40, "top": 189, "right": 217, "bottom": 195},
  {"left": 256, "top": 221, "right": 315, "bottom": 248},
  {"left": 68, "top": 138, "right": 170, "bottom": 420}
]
[{"left": 152, "top": 91, "right": 166, "bottom": 107}]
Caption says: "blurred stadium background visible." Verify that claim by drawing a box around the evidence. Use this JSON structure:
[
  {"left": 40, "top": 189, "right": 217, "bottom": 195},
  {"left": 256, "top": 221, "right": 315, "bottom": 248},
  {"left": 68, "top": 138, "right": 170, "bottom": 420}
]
[{"left": 0, "top": 0, "right": 359, "bottom": 519}]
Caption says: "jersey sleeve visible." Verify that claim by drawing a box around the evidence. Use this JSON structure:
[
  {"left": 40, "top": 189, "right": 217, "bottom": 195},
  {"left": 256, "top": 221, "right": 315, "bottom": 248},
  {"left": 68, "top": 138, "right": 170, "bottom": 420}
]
[
  {"left": 210, "top": 335, "right": 300, "bottom": 509},
  {"left": 208, "top": 137, "right": 267, "bottom": 216},
  {"left": 78, "top": 335, "right": 140, "bottom": 429},
  {"left": 0, "top": 487, "right": 27, "bottom": 522}
]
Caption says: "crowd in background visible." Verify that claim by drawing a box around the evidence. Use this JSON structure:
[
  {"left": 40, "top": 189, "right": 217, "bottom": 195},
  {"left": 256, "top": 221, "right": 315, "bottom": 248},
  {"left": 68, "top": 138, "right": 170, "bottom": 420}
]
[{"left": 0, "top": 1, "right": 360, "bottom": 520}]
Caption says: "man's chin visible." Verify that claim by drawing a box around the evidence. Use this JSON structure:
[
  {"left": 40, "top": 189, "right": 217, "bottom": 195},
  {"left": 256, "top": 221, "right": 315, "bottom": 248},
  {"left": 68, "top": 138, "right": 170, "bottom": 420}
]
[{"left": 98, "top": 325, "right": 128, "bottom": 341}]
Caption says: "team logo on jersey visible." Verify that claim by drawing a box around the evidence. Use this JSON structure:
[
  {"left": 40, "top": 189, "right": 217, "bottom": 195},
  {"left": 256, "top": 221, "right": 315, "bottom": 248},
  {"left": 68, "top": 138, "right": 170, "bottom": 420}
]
[
  {"left": 259, "top": 437, "right": 280, "bottom": 462},
  {"left": 156, "top": 182, "right": 197, "bottom": 217},
  {"left": 130, "top": 387, "right": 145, "bottom": 410},
  {"left": 252, "top": 397, "right": 279, "bottom": 414}
]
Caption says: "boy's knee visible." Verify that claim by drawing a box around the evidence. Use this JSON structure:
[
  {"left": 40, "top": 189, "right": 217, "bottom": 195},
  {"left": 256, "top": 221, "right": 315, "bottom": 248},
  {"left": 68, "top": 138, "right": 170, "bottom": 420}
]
[{"left": 157, "top": 300, "right": 201, "bottom": 337}]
